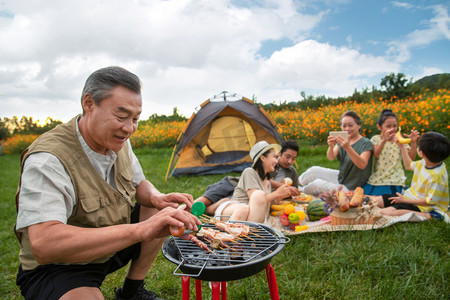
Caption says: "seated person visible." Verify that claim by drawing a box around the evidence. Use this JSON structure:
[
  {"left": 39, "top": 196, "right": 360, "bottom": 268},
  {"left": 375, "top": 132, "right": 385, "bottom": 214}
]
[
  {"left": 375, "top": 132, "right": 449, "bottom": 221},
  {"left": 214, "top": 141, "right": 292, "bottom": 223},
  {"left": 196, "top": 140, "right": 300, "bottom": 215},
  {"left": 299, "top": 111, "right": 373, "bottom": 195}
]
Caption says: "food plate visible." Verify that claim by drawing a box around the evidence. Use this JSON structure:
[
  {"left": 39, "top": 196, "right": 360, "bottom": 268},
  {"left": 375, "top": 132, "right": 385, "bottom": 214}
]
[{"left": 292, "top": 193, "right": 313, "bottom": 204}]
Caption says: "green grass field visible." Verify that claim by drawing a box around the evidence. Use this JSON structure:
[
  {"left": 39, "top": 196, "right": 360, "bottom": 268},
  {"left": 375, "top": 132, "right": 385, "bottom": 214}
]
[{"left": 0, "top": 146, "right": 449, "bottom": 299}]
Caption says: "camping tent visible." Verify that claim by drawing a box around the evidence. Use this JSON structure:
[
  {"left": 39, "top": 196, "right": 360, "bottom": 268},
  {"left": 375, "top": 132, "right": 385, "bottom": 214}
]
[{"left": 165, "top": 92, "right": 283, "bottom": 180}]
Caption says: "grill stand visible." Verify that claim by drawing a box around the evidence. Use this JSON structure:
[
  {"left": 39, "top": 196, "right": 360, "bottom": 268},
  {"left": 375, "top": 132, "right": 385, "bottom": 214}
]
[{"left": 181, "top": 263, "right": 279, "bottom": 300}]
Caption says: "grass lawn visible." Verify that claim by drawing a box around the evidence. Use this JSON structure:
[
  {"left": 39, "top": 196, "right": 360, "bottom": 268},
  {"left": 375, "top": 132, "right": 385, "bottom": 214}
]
[{"left": 0, "top": 146, "right": 449, "bottom": 299}]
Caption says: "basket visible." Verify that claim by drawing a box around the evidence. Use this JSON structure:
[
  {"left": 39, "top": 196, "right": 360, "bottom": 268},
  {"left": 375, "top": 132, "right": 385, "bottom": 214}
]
[{"left": 330, "top": 205, "right": 381, "bottom": 225}]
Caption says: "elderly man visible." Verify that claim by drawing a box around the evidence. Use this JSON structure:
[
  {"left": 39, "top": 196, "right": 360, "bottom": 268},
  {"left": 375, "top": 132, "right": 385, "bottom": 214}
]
[{"left": 15, "top": 66, "right": 200, "bottom": 300}]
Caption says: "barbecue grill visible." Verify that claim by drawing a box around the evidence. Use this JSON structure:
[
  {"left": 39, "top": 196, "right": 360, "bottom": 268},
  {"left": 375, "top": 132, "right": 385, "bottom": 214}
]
[{"left": 162, "top": 221, "right": 289, "bottom": 299}]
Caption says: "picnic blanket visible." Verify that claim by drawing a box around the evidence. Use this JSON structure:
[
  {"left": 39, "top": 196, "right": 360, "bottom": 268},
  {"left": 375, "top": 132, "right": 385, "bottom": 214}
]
[{"left": 266, "top": 212, "right": 436, "bottom": 236}]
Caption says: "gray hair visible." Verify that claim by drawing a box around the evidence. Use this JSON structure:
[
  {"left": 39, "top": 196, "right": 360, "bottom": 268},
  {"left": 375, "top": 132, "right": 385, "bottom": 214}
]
[{"left": 81, "top": 66, "right": 142, "bottom": 114}]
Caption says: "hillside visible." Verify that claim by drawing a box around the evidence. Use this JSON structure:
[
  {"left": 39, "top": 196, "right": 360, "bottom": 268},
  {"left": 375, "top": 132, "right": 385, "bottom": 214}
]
[{"left": 412, "top": 73, "right": 450, "bottom": 90}]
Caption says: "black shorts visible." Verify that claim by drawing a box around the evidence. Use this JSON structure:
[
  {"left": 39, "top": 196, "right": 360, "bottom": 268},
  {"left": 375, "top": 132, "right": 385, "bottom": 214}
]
[
  {"left": 202, "top": 176, "right": 238, "bottom": 203},
  {"left": 382, "top": 194, "right": 421, "bottom": 211},
  {"left": 16, "top": 204, "right": 142, "bottom": 300}
]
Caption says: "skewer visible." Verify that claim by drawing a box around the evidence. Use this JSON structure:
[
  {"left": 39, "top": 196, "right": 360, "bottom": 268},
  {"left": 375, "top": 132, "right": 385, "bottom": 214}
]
[
  {"left": 200, "top": 215, "right": 261, "bottom": 240},
  {"left": 201, "top": 215, "right": 259, "bottom": 231},
  {"left": 249, "top": 232, "right": 264, "bottom": 239},
  {"left": 197, "top": 232, "right": 238, "bottom": 252}
]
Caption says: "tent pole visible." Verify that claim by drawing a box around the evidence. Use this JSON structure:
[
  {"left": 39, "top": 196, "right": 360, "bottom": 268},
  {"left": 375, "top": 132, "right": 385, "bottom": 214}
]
[{"left": 165, "top": 146, "right": 178, "bottom": 181}]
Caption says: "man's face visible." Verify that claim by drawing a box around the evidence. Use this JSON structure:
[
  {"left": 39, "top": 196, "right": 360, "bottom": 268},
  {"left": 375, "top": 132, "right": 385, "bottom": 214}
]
[
  {"left": 278, "top": 148, "right": 297, "bottom": 168},
  {"left": 82, "top": 86, "right": 142, "bottom": 154}
]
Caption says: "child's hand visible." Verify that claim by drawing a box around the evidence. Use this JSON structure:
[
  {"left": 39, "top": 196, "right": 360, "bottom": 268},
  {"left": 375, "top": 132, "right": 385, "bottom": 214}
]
[
  {"left": 382, "top": 128, "right": 396, "bottom": 142},
  {"left": 393, "top": 137, "right": 406, "bottom": 148},
  {"left": 388, "top": 192, "right": 406, "bottom": 204},
  {"left": 406, "top": 130, "right": 420, "bottom": 142}
]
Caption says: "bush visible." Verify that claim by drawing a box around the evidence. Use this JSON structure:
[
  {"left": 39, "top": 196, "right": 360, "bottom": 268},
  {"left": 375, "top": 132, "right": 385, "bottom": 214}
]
[{"left": 2, "top": 134, "right": 39, "bottom": 154}]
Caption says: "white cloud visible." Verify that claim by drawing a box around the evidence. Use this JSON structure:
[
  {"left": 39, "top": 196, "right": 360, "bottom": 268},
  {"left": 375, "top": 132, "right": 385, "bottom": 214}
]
[
  {"left": 0, "top": 0, "right": 442, "bottom": 123},
  {"left": 414, "top": 66, "right": 444, "bottom": 81},
  {"left": 257, "top": 40, "right": 398, "bottom": 97},
  {"left": 387, "top": 4, "right": 450, "bottom": 63},
  {"left": 391, "top": 1, "right": 414, "bottom": 10}
]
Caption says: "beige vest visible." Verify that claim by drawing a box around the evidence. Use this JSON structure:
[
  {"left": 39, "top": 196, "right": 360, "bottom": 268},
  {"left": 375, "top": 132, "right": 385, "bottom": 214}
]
[{"left": 15, "top": 116, "right": 136, "bottom": 270}]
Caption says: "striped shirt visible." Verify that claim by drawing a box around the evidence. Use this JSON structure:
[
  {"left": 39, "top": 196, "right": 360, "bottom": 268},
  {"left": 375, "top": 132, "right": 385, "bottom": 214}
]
[{"left": 404, "top": 159, "right": 449, "bottom": 216}]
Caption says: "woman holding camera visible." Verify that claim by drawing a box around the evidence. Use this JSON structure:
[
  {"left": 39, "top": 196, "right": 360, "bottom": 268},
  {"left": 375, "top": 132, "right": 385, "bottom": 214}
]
[{"left": 299, "top": 110, "right": 373, "bottom": 194}]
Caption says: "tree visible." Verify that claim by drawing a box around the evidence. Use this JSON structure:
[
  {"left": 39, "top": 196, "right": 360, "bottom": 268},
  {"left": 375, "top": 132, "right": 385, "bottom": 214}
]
[
  {"left": 380, "top": 72, "right": 411, "bottom": 100},
  {"left": 0, "top": 118, "right": 11, "bottom": 140}
]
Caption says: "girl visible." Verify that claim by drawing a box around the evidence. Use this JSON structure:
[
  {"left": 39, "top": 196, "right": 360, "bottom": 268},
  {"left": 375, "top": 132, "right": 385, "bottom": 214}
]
[
  {"left": 299, "top": 111, "right": 373, "bottom": 194},
  {"left": 214, "top": 141, "right": 291, "bottom": 223},
  {"left": 363, "top": 109, "right": 419, "bottom": 195}
]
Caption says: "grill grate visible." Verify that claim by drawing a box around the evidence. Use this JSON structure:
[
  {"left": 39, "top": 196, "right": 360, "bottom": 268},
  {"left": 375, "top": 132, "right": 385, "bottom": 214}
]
[{"left": 173, "top": 221, "right": 284, "bottom": 267}]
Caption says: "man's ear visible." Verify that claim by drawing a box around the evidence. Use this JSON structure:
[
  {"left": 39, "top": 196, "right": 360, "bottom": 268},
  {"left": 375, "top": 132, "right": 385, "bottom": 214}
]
[{"left": 82, "top": 94, "right": 95, "bottom": 113}]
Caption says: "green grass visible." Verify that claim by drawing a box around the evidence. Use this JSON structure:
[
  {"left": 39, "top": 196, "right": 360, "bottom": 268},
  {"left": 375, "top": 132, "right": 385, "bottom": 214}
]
[{"left": 1, "top": 147, "right": 449, "bottom": 299}]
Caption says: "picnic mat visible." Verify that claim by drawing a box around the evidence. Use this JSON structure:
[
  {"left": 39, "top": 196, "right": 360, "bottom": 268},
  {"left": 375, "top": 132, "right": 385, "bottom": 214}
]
[{"left": 266, "top": 212, "right": 431, "bottom": 236}]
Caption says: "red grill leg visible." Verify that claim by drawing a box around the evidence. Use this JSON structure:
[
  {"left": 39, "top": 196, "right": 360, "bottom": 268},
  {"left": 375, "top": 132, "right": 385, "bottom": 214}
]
[
  {"left": 221, "top": 282, "right": 227, "bottom": 299},
  {"left": 182, "top": 266, "right": 278, "bottom": 300},
  {"left": 182, "top": 276, "right": 190, "bottom": 300},
  {"left": 195, "top": 279, "right": 202, "bottom": 300},
  {"left": 211, "top": 281, "right": 221, "bottom": 300},
  {"left": 265, "top": 264, "right": 280, "bottom": 300}
]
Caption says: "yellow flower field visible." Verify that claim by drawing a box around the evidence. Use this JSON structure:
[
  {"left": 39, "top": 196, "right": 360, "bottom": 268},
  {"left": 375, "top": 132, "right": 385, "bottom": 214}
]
[
  {"left": 2, "top": 134, "right": 40, "bottom": 154},
  {"left": 2, "top": 90, "right": 449, "bottom": 153},
  {"left": 131, "top": 89, "right": 449, "bottom": 148},
  {"left": 273, "top": 89, "right": 449, "bottom": 144}
]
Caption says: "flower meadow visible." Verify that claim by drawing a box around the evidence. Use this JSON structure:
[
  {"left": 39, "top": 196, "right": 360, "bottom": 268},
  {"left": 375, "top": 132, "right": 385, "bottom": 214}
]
[
  {"left": 2, "top": 134, "right": 40, "bottom": 155},
  {"left": 273, "top": 89, "right": 450, "bottom": 144},
  {"left": 130, "top": 89, "right": 449, "bottom": 148},
  {"left": 1, "top": 90, "right": 449, "bottom": 154}
]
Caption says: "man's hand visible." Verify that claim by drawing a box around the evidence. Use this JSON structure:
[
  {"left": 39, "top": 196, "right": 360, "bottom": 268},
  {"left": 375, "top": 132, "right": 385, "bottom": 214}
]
[
  {"left": 137, "top": 206, "right": 201, "bottom": 240},
  {"left": 152, "top": 193, "right": 194, "bottom": 210},
  {"left": 288, "top": 186, "right": 301, "bottom": 196}
]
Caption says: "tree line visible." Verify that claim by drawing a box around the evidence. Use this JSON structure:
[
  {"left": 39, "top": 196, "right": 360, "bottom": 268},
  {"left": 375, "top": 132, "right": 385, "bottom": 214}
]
[
  {"left": 0, "top": 116, "right": 62, "bottom": 140},
  {"left": 1, "top": 72, "right": 449, "bottom": 141},
  {"left": 260, "top": 72, "right": 450, "bottom": 112}
]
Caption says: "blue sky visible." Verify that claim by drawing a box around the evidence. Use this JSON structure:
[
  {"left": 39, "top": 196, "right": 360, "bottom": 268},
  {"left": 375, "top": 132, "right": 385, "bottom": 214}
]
[{"left": 0, "top": 0, "right": 448, "bottom": 122}]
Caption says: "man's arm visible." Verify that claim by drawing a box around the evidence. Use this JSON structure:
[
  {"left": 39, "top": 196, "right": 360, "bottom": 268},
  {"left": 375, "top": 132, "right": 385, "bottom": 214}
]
[{"left": 28, "top": 206, "right": 200, "bottom": 265}]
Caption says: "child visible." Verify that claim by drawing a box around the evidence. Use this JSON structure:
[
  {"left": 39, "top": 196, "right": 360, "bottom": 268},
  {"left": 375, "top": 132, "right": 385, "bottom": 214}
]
[
  {"left": 363, "top": 109, "right": 419, "bottom": 195},
  {"left": 376, "top": 132, "right": 449, "bottom": 221}
]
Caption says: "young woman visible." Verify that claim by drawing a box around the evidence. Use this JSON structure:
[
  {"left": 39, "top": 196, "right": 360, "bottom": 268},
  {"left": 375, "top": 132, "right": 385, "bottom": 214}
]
[
  {"left": 214, "top": 141, "right": 291, "bottom": 223},
  {"left": 299, "top": 111, "right": 374, "bottom": 194}
]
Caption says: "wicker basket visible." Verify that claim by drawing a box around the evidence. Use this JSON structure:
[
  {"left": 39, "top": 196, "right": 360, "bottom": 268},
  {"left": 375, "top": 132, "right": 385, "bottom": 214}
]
[{"left": 330, "top": 205, "right": 381, "bottom": 225}]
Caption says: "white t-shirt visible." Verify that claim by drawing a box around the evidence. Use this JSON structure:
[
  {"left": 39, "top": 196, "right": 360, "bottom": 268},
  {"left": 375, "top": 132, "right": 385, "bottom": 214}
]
[{"left": 16, "top": 120, "right": 145, "bottom": 231}]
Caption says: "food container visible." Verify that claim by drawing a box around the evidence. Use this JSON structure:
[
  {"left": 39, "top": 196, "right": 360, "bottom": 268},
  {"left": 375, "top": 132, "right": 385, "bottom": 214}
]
[{"left": 330, "top": 204, "right": 381, "bottom": 225}]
